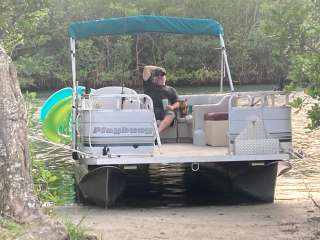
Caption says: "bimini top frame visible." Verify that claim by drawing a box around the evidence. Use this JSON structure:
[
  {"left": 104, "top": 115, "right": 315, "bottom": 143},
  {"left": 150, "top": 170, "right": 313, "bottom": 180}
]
[{"left": 68, "top": 15, "right": 235, "bottom": 150}]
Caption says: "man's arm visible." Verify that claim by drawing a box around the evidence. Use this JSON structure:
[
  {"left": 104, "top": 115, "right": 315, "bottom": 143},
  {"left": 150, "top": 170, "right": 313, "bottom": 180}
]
[
  {"left": 166, "top": 87, "right": 180, "bottom": 110},
  {"left": 143, "top": 66, "right": 158, "bottom": 81},
  {"left": 167, "top": 101, "right": 180, "bottom": 111}
]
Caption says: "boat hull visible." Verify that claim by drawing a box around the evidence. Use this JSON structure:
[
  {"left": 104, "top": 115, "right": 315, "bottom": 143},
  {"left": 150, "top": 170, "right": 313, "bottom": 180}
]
[
  {"left": 78, "top": 166, "right": 126, "bottom": 207},
  {"left": 184, "top": 161, "right": 278, "bottom": 203},
  {"left": 76, "top": 161, "right": 279, "bottom": 207}
]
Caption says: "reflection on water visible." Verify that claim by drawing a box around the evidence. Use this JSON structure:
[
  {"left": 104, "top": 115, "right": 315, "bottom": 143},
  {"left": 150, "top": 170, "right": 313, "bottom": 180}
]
[
  {"left": 119, "top": 164, "right": 260, "bottom": 208},
  {"left": 121, "top": 164, "right": 187, "bottom": 207},
  {"left": 32, "top": 89, "right": 320, "bottom": 206}
]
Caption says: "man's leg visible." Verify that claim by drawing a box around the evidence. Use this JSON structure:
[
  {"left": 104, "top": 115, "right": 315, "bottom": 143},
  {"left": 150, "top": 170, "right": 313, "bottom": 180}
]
[{"left": 158, "top": 114, "right": 175, "bottom": 133}]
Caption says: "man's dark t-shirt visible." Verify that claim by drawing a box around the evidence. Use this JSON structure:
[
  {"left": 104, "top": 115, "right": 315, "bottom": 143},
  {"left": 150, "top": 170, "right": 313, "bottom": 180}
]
[{"left": 144, "top": 79, "right": 178, "bottom": 120}]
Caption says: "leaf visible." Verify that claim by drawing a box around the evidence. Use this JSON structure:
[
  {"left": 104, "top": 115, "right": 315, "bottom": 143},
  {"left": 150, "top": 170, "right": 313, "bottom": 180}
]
[{"left": 289, "top": 97, "right": 303, "bottom": 108}]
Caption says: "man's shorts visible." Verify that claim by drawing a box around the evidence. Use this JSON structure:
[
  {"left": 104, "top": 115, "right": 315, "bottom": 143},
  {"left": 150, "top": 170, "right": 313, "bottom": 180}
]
[{"left": 154, "top": 108, "right": 176, "bottom": 121}]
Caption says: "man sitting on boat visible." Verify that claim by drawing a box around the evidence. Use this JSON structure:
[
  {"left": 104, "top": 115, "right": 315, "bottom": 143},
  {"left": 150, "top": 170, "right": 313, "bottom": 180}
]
[{"left": 143, "top": 66, "right": 180, "bottom": 133}]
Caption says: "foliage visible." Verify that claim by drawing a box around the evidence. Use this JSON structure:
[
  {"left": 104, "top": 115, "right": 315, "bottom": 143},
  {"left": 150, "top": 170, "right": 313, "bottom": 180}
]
[
  {"left": 24, "top": 92, "right": 39, "bottom": 129},
  {"left": 289, "top": 97, "right": 303, "bottom": 109},
  {"left": 32, "top": 159, "right": 61, "bottom": 204},
  {"left": 0, "top": 217, "right": 27, "bottom": 240},
  {"left": 64, "top": 219, "right": 87, "bottom": 240},
  {"left": 1, "top": 0, "right": 275, "bottom": 90},
  {"left": 0, "top": 0, "right": 49, "bottom": 56},
  {"left": 24, "top": 92, "right": 74, "bottom": 205},
  {"left": 307, "top": 104, "right": 320, "bottom": 130},
  {"left": 255, "top": 0, "right": 320, "bottom": 129},
  {"left": 0, "top": 217, "right": 88, "bottom": 240}
]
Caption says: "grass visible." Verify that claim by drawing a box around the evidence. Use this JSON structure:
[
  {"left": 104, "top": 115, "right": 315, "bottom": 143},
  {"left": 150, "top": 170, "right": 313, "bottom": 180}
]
[
  {"left": 64, "top": 218, "right": 88, "bottom": 240},
  {"left": 0, "top": 217, "right": 28, "bottom": 240},
  {"left": 0, "top": 215, "right": 92, "bottom": 240}
]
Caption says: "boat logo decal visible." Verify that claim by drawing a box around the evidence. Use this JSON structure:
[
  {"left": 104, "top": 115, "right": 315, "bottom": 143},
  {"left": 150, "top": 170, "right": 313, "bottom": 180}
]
[{"left": 93, "top": 126, "right": 153, "bottom": 135}]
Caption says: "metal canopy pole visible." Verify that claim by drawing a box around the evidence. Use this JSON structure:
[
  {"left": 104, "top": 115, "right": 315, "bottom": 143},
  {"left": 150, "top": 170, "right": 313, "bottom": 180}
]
[
  {"left": 220, "top": 49, "right": 224, "bottom": 93},
  {"left": 219, "top": 34, "right": 234, "bottom": 92},
  {"left": 70, "top": 38, "right": 77, "bottom": 150}
]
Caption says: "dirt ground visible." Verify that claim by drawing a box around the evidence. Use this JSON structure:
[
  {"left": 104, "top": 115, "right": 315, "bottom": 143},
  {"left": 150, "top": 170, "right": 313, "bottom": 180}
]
[{"left": 54, "top": 196, "right": 320, "bottom": 240}]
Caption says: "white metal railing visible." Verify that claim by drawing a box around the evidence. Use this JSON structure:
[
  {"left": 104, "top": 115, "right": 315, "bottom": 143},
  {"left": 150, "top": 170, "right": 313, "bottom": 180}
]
[
  {"left": 80, "top": 93, "right": 154, "bottom": 111},
  {"left": 228, "top": 91, "right": 290, "bottom": 109}
]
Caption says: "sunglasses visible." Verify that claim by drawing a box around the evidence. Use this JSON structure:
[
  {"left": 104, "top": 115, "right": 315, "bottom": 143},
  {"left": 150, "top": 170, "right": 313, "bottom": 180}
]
[{"left": 155, "top": 72, "right": 166, "bottom": 77}]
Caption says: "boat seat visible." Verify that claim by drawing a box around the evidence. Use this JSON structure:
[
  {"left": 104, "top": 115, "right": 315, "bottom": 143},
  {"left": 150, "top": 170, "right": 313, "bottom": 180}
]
[
  {"left": 192, "top": 95, "right": 230, "bottom": 146},
  {"left": 192, "top": 95, "right": 230, "bottom": 130}
]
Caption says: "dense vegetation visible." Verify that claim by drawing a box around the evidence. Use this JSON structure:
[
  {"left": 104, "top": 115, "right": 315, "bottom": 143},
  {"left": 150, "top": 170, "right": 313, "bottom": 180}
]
[
  {"left": 1, "top": 0, "right": 319, "bottom": 126},
  {"left": 0, "top": 0, "right": 317, "bottom": 89}
]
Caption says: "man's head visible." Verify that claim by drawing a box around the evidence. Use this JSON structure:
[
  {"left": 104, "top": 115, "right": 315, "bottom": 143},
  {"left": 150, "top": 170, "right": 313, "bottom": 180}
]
[{"left": 152, "top": 68, "right": 166, "bottom": 86}]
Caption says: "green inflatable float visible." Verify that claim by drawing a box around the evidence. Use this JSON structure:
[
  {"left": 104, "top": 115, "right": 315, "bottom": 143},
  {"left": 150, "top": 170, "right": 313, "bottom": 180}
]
[
  {"left": 42, "top": 96, "right": 72, "bottom": 144},
  {"left": 41, "top": 87, "right": 94, "bottom": 144}
]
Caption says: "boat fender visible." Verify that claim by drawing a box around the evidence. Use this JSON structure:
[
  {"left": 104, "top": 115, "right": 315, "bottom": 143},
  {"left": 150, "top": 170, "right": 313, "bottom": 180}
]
[
  {"left": 103, "top": 146, "right": 110, "bottom": 156},
  {"left": 72, "top": 151, "right": 79, "bottom": 160},
  {"left": 191, "top": 163, "right": 200, "bottom": 172}
]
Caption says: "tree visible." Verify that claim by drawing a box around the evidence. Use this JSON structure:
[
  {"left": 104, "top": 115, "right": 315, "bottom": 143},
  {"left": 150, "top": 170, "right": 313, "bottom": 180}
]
[
  {"left": 0, "top": 47, "right": 39, "bottom": 221},
  {"left": 258, "top": 0, "right": 320, "bottom": 129},
  {"left": 0, "top": 46, "right": 67, "bottom": 239}
]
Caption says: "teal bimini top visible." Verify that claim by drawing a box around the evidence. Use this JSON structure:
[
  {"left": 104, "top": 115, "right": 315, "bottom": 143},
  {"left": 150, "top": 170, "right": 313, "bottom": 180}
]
[{"left": 68, "top": 15, "right": 224, "bottom": 40}]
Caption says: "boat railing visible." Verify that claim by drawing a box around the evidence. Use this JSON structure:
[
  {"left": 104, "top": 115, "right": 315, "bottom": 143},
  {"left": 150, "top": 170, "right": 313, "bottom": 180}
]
[
  {"left": 229, "top": 91, "right": 290, "bottom": 109},
  {"left": 80, "top": 93, "right": 154, "bottom": 111},
  {"left": 228, "top": 91, "right": 292, "bottom": 155}
]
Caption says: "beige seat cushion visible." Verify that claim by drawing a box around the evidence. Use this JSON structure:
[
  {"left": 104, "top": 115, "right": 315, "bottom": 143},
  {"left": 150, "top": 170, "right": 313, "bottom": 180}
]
[{"left": 204, "top": 120, "right": 228, "bottom": 147}]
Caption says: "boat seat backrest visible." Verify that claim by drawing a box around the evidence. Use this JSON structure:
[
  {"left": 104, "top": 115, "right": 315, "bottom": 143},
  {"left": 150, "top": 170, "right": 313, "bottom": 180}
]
[
  {"left": 192, "top": 94, "right": 231, "bottom": 130},
  {"left": 179, "top": 94, "right": 225, "bottom": 105},
  {"left": 93, "top": 86, "right": 137, "bottom": 95},
  {"left": 90, "top": 86, "right": 141, "bottom": 110},
  {"left": 122, "top": 98, "right": 141, "bottom": 109}
]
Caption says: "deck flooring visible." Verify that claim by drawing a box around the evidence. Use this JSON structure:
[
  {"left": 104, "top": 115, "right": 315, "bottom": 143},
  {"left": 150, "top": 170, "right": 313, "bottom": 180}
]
[{"left": 154, "top": 143, "right": 228, "bottom": 157}]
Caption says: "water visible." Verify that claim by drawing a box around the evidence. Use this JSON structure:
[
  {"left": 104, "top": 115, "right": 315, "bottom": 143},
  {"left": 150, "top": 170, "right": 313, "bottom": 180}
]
[
  {"left": 176, "top": 84, "right": 275, "bottom": 95},
  {"left": 32, "top": 85, "right": 320, "bottom": 206}
]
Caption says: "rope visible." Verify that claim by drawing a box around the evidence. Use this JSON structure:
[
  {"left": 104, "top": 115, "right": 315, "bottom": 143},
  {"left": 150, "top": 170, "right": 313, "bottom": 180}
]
[
  {"left": 28, "top": 135, "right": 94, "bottom": 157},
  {"left": 28, "top": 135, "right": 155, "bottom": 158}
]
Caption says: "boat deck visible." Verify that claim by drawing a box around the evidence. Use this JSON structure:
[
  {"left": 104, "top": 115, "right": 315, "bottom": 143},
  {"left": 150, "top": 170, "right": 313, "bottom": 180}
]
[
  {"left": 154, "top": 143, "right": 228, "bottom": 157},
  {"left": 80, "top": 142, "right": 289, "bottom": 165}
]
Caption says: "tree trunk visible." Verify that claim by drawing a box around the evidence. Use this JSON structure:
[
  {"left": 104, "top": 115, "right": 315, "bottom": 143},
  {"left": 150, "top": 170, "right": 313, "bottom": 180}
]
[
  {"left": 0, "top": 46, "right": 68, "bottom": 239},
  {"left": 0, "top": 47, "right": 40, "bottom": 222}
]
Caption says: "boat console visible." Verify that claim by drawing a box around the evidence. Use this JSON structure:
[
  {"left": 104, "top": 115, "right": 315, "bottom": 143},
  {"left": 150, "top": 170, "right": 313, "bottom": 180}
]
[{"left": 77, "top": 86, "right": 158, "bottom": 157}]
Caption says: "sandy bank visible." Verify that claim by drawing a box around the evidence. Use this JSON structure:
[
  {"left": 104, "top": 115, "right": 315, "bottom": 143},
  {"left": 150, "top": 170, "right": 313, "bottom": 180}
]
[{"left": 54, "top": 198, "right": 320, "bottom": 240}]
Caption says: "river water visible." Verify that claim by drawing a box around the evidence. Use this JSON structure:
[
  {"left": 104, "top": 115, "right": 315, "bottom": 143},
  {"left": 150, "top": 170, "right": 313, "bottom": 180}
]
[{"left": 31, "top": 85, "right": 320, "bottom": 207}]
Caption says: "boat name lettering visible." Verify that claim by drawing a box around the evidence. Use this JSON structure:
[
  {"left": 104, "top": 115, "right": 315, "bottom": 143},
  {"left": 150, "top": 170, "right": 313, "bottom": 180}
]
[{"left": 93, "top": 127, "right": 153, "bottom": 135}]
